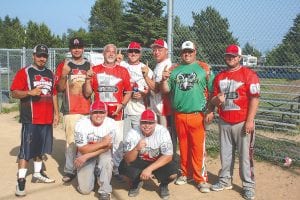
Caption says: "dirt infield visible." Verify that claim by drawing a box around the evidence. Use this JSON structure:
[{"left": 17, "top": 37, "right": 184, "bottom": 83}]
[{"left": 0, "top": 111, "right": 299, "bottom": 200}]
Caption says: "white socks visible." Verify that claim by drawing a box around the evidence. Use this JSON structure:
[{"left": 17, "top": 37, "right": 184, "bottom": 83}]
[
  {"left": 33, "top": 161, "right": 43, "bottom": 176},
  {"left": 18, "top": 168, "right": 28, "bottom": 179}
]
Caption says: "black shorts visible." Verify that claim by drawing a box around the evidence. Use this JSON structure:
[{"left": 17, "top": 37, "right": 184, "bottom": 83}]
[
  {"left": 119, "top": 158, "right": 178, "bottom": 184},
  {"left": 18, "top": 123, "right": 53, "bottom": 161}
]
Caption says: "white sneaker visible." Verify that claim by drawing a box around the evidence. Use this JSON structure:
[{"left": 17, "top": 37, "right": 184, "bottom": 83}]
[{"left": 32, "top": 172, "right": 55, "bottom": 183}]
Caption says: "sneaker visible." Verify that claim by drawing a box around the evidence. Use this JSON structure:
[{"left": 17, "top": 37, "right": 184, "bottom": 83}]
[
  {"left": 32, "top": 171, "right": 55, "bottom": 183},
  {"left": 211, "top": 182, "right": 233, "bottom": 191},
  {"left": 243, "top": 189, "right": 255, "bottom": 200},
  {"left": 128, "top": 180, "right": 143, "bottom": 197},
  {"left": 62, "top": 173, "right": 75, "bottom": 183},
  {"left": 159, "top": 183, "right": 170, "bottom": 200},
  {"left": 99, "top": 192, "right": 111, "bottom": 200},
  {"left": 174, "top": 176, "right": 192, "bottom": 185},
  {"left": 15, "top": 178, "right": 26, "bottom": 197},
  {"left": 197, "top": 182, "right": 210, "bottom": 193}
]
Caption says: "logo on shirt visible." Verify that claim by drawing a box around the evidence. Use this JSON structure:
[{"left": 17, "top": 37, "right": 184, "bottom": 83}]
[
  {"left": 34, "top": 75, "right": 52, "bottom": 95},
  {"left": 176, "top": 72, "right": 198, "bottom": 91},
  {"left": 97, "top": 73, "right": 122, "bottom": 102},
  {"left": 220, "top": 78, "right": 243, "bottom": 110}
]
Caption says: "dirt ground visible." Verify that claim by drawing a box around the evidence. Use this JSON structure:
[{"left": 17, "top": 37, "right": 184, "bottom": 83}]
[{"left": 0, "top": 111, "right": 299, "bottom": 200}]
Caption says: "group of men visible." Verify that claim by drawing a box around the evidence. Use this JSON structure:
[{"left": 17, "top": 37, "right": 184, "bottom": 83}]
[{"left": 11, "top": 37, "right": 260, "bottom": 200}]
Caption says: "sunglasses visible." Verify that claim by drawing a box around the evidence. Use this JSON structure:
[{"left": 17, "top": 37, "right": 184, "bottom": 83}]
[
  {"left": 128, "top": 49, "right": 141, "bottom": 54},
  {"left": 36, "top": 54, "right": 48, "bottom": 58}
]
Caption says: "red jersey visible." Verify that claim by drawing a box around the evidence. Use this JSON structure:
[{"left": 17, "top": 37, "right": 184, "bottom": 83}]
[
  {"left": 213, "top": 66, "right": 260, "bottom": 124},
  {"left": 55, "top": 60, "right": 91, "bottom": 115},
  {"left": 90, "top": 64, "right": 132, "bottom": 120},
  {"left": 10, "top": 65, "right": 57, "bottom": 124}
]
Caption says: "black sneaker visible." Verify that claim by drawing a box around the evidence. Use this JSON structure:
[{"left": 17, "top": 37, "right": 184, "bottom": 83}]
[
  {"left": 99, "top": 192, "right": 111, "bottom": 200},
  {"left": 15, "top": 178, "right": 26, "bottom": 197},
  {"left": 128, "top": 180, "right": 143, "bottom": 197},
  {"left": 159, "top": 183, "right": 170, "bottom": 200},
  {"left": 62, "top": 173, "right": 75, "bottom": 183}
]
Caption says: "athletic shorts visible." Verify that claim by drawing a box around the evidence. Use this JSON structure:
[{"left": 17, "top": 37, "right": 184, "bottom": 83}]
[{"left": 18, "top": 123, "right": 53, "bottom": 161}]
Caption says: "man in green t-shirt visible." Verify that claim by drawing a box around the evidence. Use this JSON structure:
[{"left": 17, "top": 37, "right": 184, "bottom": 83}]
[{"left": 160, "top": 41, "right": 215, "bottom": 193}]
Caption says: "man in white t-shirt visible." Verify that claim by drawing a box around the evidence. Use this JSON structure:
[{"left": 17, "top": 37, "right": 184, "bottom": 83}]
[
  {"left": 74, "top": 100, "right": 117, "bottom": 200},
  {"left": 119, "top": 109, "right": 177, "bottom": 200},
  {"left": 142, "top": 39, "right": 177, "bottom": 157},
  {"left": 122, "top": 41, "right": 153, "bottom": 136}
]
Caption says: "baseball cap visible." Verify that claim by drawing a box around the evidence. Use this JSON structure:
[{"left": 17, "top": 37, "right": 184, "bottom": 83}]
[
  {"left": 181, "top": 41, "right": 195, "bottom": 51},
  {"left": 128, "top": 41, "right": 141, "bottom": 50},
  {"left": 151, "top": 39, "right": 168, "bottom": 49},
  {"left": 69, "top": 37, "right": 84, "bottom": 48},
  {"left": 140, "top": 109, "right": 157, "bottom": 122},
  {"left": 225, "top": 44, "right": 242, "bottom": 56},
  {"left": 90, "top": 100, "right": 107, "bottom": 113},
  {"left": 33, "top": 44, "right": 48, "bottom": 56}
]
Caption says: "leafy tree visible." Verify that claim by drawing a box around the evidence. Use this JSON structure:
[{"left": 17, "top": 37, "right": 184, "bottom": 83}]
[
  {"left": 266, "top": 14, "right": 300, "bottom": 66},
  {"left": 0, "top": 16, "right": 26, "bottom": 48},
  {"left": 25, "top": 21, "right": 61, "bottom": 48},
  {"left": 243, "top": 42, "right": 261, "bottom": 58},
  {"left": 120, "top": 0, "right": 167, "bottom": 47},
  {"left": 190, "top": 6, "right": 237, "bottom": 65},
  {"left": 89, "top": 0, "right": 123, "bottom": 47},
  {"left": 172, "top": 16, "right": 206, "bottom": 63}
]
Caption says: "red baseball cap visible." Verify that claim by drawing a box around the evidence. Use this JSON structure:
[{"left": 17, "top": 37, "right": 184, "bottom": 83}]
[
  {"left": 128, "top": 41, "right": 141, "bottom": 50},
  {"left": 140, "top": 109, "right": 157, "bottom": 122},
  {"left": 90, "top": 100, "right": 107, "bottom": 112},
  {"left": 225, "top": 44, "right": 242, "bottom": 56},
  {"left": 151, "top": 39, "right": 168, "bottom": 49}
]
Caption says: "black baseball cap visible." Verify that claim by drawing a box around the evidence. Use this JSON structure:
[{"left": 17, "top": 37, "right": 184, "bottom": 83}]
[
  {"left": 69, "top": 37, "right": 84, "bottom": 48},
  {"left": 33, "top": 44, "right": 48, "bottom": 56}
]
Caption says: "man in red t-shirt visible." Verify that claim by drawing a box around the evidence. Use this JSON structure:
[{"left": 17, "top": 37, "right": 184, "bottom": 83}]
[
  {"left": 55, "top": 37, "right": 92, "bottom": 183},
  {"left": 210, "top": 44, "right": 260, "bottom": 200},
  {"left": 84, "top": 43, "right": 132, "bottom": 176},
  {"left": 11, "top": 44, "right": 59, "bottom": 197}
]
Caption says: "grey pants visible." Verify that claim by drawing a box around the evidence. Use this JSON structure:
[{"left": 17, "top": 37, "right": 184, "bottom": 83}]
[
  {"left": 218, "top": 119, "right": 255, "bottom": 190},
  {"left": 77, "top": 151, "right": 113, "bottom": 194}
]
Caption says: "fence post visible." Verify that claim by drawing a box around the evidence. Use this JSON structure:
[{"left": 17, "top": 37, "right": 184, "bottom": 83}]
[
  {"left": 22, "top": 47, "right": 26, "bottom": 68},
  {"left": 167, "top": 0, "right": 174, "bottom": 60}
]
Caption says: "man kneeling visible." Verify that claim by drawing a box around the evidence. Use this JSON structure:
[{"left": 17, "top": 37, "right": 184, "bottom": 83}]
[
  {"left": 74, "top": 100, "right": 117, "bottom": 200},
  {"left": 119, "top": 109, "right": 177, "bottom": 200}
]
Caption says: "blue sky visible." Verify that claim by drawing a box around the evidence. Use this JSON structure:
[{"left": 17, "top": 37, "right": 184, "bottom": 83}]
[{"left": 0, "top": 0, "right": 299, "bottom": 53}]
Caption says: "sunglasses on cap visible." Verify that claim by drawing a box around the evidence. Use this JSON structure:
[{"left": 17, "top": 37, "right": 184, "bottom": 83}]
[{"left": 128, "top": 49, "right": 141, "bottom": 54}]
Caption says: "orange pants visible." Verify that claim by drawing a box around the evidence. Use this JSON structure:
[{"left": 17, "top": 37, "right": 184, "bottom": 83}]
[{"left": 174, "top": 111, "right": 208, "bottom": 183}]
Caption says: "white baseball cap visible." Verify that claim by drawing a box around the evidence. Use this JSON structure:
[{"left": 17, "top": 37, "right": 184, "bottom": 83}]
[{"left": 181, "top": 41, "right": 195, "bottom": 51}]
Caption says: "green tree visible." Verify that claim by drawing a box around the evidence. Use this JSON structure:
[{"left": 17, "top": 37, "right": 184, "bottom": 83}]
[
  {"left": 243, "top": 42, "right": 261, "bottom": 58},
  {"left": 89, "top": 0, "right": 123, "bottom": 47},
  {"left": 266, "top": 14, "right": 300, "bottom": 66},
  {"left": 120, "top": 0, "right": 167, "bottom": 47},
  {"left": 0, "top": 16, "right": 25, "bottom": 48},
  {"left": 191, "top": 6, "right": 237, "bottom": 65},
  {"left": 172, "top": 16, "right": 206, "bottom": 63},
  {"left": 25, "top": 21, "right": 62, "bottom": 48}
]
